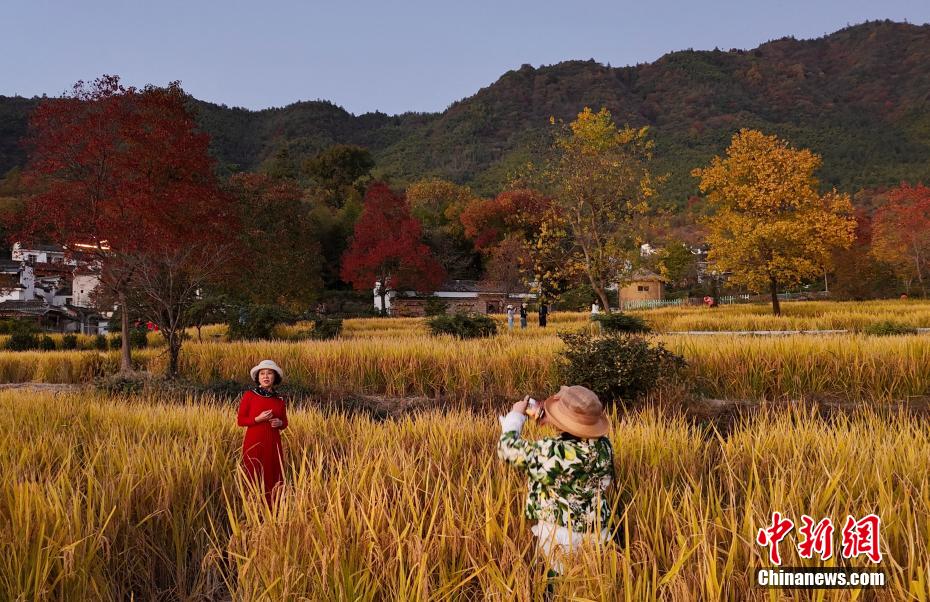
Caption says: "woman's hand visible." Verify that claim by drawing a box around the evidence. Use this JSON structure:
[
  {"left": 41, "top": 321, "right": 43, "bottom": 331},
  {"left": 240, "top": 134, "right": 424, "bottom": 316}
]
[
  {"left": 511, "top": 395, "right": 530, "bottom": 415},
  {"left": 269, "top": 418, "right": 284, "bottom": 429},
  {"left": 255, "top": 409, "right": 274, "bottom": 423}
]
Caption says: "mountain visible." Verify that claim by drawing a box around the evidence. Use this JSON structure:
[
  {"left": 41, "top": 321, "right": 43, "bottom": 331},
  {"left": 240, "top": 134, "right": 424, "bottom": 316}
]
[{"left": 2, "top": 19, "right": 930, "bottom": 205}]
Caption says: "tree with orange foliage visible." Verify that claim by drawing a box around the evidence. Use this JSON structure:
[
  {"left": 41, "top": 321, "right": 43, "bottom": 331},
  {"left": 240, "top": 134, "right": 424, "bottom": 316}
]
[{"left": 693, "top": 129, "right": 855, "bottom": 315}]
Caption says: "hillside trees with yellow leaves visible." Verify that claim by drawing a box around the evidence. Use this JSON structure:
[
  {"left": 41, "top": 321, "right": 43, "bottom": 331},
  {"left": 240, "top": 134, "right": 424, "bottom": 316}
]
[{"left": 693, "top": 129, "right": 856, "bottom": 315}]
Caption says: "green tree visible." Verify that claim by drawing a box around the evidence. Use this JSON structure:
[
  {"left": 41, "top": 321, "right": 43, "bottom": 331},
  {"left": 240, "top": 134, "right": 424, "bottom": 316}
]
[
  {"left": 655, "top": 241, "right": 698, "bottom": 291},
  {"left": 692, "top": 129, "right": 856, "bottom": 315},
  {"left": 303, "top": 144, "right": 374, "bottom": 206},
  {"left": 406, "top": 178, "right": 481, "bottom": 278}
]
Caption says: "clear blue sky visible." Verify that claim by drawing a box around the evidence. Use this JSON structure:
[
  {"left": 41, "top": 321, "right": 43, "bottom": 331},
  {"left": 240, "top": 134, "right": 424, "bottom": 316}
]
[{"left": 5, "top": 0, "right": 930, "bottom": 115}]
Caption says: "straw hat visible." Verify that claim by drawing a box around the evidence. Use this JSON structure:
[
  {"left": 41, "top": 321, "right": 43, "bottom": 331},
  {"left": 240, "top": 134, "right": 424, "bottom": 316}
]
[
  {"left": 250, "top": 359, "right": 284, "bottom": 382},
  {"left": 543, "top": 385, "right": 609, "bottom": 438}
]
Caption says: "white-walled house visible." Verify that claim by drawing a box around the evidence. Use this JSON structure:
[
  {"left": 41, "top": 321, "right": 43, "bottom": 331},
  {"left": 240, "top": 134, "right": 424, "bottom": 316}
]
[
  {"left": 0, "top": 261, "right": 36, "bottom": 302},
  {"left": 73, "top": 273, "right": 100, "bottom": 309},
  {"left": 11, "top": 243, "right": 77, "bottom": 266},
  {"left": 374, "top": 280, "right": 537, "bottom": 316},
  {"left": 0, "top": 244, "right": 107, "bottom": 333}
]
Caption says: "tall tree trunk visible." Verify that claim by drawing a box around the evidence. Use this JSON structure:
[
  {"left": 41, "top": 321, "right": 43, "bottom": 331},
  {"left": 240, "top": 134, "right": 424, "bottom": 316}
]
[
  {"left": 167, "top": 332, "right": 181, "bottom": 379},
  {"left": 594, "top": 286, "right": 612, "bottom": 314},
  {"left": 770, "top": 276, "right": 781, "bottom": 316},
  {"left": 379, "top": 288, "right": 387, "bottom": 316},
  {"left": 119, "top": 290, "right": 132, "bottom": 372}
]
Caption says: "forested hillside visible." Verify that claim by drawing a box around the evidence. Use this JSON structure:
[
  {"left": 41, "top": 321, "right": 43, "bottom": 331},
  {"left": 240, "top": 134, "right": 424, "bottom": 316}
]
[{"left": 2, "top": 20, "right": 929, "bottom": 205}]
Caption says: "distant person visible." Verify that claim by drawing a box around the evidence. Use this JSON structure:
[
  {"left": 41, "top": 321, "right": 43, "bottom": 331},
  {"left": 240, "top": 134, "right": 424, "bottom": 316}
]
[
  {"left": 539, "top": 302, "right": 549, "bottom": 327},
  {"left": 238, "top": 360, "right": 288, "bottom": 505},
  {"left": 506, "top": 304, "right": 515, "bottom": 331},
  {"left": 498, "top": 386, "right": 614, "bottom": 593},
  {"left": 901, "top": 293, "right": 909, "bottom": 300},
  {"left": 520, "top": 303, "right": 528, "bottom": 329},
  {"left": 591, "top": 301, "right": 602, "bottom": 334}
]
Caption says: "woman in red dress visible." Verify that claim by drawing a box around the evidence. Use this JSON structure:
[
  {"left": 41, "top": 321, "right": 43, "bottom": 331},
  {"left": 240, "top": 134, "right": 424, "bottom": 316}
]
[{"left": 237, "top": 359, "right": 288, "bottom": 504}]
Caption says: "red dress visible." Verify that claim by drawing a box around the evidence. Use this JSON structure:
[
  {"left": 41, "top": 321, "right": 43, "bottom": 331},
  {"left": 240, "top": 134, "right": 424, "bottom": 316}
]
[{"left": 237, "top": 388, "right": 288, "bottom": 503}]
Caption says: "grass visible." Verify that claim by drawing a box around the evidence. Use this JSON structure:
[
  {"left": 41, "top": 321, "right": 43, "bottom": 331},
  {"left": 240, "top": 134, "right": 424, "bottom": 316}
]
[
  {"left": 3, "top": 331, "right": 930, "bottom": 403},
  {"left": 3, "top": 390, "right": 929, "bottom": 600}
]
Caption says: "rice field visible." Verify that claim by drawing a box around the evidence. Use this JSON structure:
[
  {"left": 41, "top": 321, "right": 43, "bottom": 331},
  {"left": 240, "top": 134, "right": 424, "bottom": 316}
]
[
  {"left": 8, "top": 300, "right": 930, "bottom": 600},
  {"left": 3, "top": 331, "right": 930, "bottom": 403},
  {"left": 4, "top": 390, "right": 928, "bottom": 601}
]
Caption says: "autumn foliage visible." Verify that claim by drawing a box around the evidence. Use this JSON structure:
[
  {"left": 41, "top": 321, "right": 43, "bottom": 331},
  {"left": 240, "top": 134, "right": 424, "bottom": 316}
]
[
  {"left": 341, "top": 182, "right": 445, "bottom": 313},
  {"left": 693, "top": 129, "right": 856, "bottom": 315},
  {"left": 20, "top": 76, "right": 229, "bottom": 256},
  {"left": 18, "top": 75, "right": 232, "bottom": 371},
  {"left": 870, "top": 184, "right": 930, "bottom": 294},
  {"left": 459, "top": 189, "right": 551, "bottom": 251}
]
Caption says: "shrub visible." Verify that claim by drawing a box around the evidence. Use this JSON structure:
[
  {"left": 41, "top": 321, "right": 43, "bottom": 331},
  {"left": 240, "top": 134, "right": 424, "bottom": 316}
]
[
  {"left": 424, "top": 297, "right": 449, "bottom": 317},
  {"left": 39, "top": 335, "right": 56, "bottom": 351},
  {"left": 94, "top": 334, "right": 108, "bottom": 351},
  {"left": 130, "top": 329, "right": 149, "bottom": 348},
  {"left": 863, "top": 321, "right": 918, "bottom": 336},
  {"left": 5, "top": 320, "right": 39, "bottom": 351},
  {"left": 110, "top": 335, "right": 122, "bottom": 350},
  {"left": 593, "top": 312, "right": 651, "bottom": 333},
  {"left": 307, "top": 317, "right": 343, "bottom": 340},
  {"left": 558, "top": 332, "right": 685, "bottom": 407},
  {"left": 228, "top": 305, "right": 296, "bottom": 340},
  {"left": 6, "top": 331, "right": 38, "bottom": 351},
  {"left": 427, "top": 313, "right": 497, "bottom": 339},
  {"left": 62, "top": 334, "right": 78, "bottom": 350}
]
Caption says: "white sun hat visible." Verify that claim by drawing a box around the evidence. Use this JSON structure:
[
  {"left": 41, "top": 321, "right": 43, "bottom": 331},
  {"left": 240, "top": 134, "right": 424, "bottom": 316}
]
[{"left": 250, "top": 359, "right": 284, "bottom": 382}]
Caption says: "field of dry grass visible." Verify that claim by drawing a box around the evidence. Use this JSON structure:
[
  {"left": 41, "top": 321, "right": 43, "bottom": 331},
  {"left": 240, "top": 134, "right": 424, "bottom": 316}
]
[{"left": 4, "top": 390, "right": 926, "bottom": 600}]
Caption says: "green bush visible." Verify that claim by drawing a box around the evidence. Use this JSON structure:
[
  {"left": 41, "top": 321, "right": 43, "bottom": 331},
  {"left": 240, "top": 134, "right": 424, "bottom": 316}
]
[
  {"left": 228, "top": 305, "right": 296, "bottom": 340},
  {"left": 427, "top": 312, "right": 497, "bottom": 339},
  {"left": 6, "top": 332, "right": 38, "bottom": 351},
  {"left": 130, "top": 329, "right": 149, "bottom": 348},
  {"left": 94, "top": 334, "right": 108, "bottom": 351},
  {"left": 558, "top": 332, "right": 685, "bottom": 407},
  {"left": 62, "top": 334, "right": 78, "bottom": 350},
  {"left": 424, "top": 297, "right": 449, "bottom": 317},
  {"left": 593, "top": 312, "right": 651, "bottom": 333},
  {"left": 109, "top": 335, "right": 122, "bottom": 350},
  {"left": 863, "top": 321, "right": 918, "bottom": 336},
  {"left": 5, "top": 320, "right": 39, "bottom": 351},
  {"left": 307, "top": 317, "right": 343, "bottom": 340},
  {"left": 39, "top": 335, "right": 56, "bottom": 351}
]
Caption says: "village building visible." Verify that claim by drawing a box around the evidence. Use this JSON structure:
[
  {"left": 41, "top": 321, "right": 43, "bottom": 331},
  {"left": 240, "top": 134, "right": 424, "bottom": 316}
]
[
  {"left": 0, "top": 244, "right": 108, "bottom": 333},
  {"left": 11, "top": 242, "right": 77, "bottom": 266},
  {"left": 375, "top": 280, "right": 537, "bottom": 316},
  {"left": 618, "top": 269, "right": 666, "bottom": 308}
]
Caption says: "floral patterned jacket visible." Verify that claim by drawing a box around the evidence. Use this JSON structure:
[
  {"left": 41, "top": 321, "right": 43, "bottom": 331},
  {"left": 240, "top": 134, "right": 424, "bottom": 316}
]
[{"left": 497, "top": 412, "right": 614, "bottom": 532}]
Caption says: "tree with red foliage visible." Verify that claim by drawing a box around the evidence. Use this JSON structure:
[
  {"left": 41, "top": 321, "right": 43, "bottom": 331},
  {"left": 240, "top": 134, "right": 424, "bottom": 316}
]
[
  {"left": 460, "top": 189, "right": 551, "bottom": 251},
  {"left": 341, "top": 182, "right": 444, "bottom": 315},
  {"left": 830, "top": 208, "right": 898, "bottom": 300},
  {"left": 17, "top": 76, "right": 233, "bottom": 373},
  {"left": 871, "top": 183, "right": 930, "bottom": 295}
]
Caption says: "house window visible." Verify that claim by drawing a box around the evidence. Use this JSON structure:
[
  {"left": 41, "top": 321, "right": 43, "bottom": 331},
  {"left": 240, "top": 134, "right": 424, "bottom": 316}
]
[
  {"left": 638, "top": 285, "right": 650, "bottom": 292},
  {"left": 27, "top": 254, "right": 37, "bottom": 262}
]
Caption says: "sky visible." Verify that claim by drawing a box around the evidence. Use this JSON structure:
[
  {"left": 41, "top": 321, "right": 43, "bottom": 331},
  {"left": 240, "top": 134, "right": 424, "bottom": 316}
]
[{"left": 4, "top": 1, "right": 930, "bottom": 116}]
